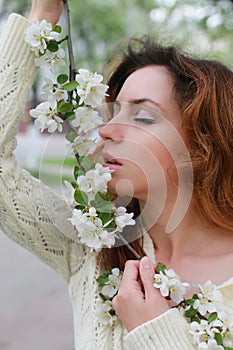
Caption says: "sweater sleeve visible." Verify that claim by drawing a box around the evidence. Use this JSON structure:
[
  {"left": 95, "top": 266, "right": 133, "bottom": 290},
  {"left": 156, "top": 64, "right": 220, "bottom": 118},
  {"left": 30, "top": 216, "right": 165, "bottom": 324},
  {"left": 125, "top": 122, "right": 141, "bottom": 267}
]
[
  {"left": 0, "top": 13, "right": 84, "bottom": 282},
  {"left": 125, "top": 309, "right": 197, "bottom": 350}
]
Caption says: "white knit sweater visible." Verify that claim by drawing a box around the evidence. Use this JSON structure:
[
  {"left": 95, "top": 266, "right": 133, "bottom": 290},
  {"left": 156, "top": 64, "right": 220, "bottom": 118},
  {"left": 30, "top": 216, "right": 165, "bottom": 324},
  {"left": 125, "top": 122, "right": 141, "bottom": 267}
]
[{"left": 0, "top": 14, "right": 232, "bottom": 350}]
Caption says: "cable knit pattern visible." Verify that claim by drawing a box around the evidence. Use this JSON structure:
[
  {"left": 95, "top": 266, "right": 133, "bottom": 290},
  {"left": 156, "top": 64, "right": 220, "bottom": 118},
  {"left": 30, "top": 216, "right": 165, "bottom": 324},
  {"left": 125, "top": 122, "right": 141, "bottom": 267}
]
[{"left": 0, "top": 14, "right": 232, "bottom": 350}]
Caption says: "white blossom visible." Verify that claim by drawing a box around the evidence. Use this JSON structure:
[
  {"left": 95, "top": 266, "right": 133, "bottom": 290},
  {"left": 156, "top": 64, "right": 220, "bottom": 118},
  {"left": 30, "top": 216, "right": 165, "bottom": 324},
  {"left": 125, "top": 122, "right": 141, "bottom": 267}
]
[
  {"left": 198, "top": 281, "right": 222, "bottom": 303},
  {"left": 114, "top": 206, "right": 135, "bottom": 232},
  {"left": 71, "top": 134, "right": 98, "bottom": 156},
  {"left": 76, "top": 68, "right": 103, "bottom": 85},
  {"left": 98, "top": 229, "right": 116, "bottom": 250},
  {"left": 25, "top": 19, "right": 59, "bottom": 55},
  {"left": 35, "top": 48, "right": 66, "bottom": 72},
  {"left": 95, "top": 301, "right": 117, "bottom": 326},
  {"left": 190, "top": 320, "right": 220, "bottom": 348},
  {"left": 30, "top": 100, "right": 63, "bottom": 133},
  {"left": 71, "top": 106, "right": 103, "bottom": 133},
  {"left": 153, "top": 268, "right": 189, "bottom": 304},
  {"left": 193, "top": 281, "right": 222, "bottom": 316},
  {"left": 219, "top": 311, "right": 233, "bottom": 334},
  {"left": 77, "top": 163, "right": 112, "bottom": 202},
  {"left": 41, "top": 78, "right": 68, "bottom": 102},
  {"left": 223, "top": 329, "right": 233, "bottom": 348},
  {"left": 75, "top": 68, "right": 108, "bottom": 107},
  {"left": 193, "top": 298, "right": 218, "bottom": 317},
  {"left": 216, "top": 311, "right": 233, "bottom": 347},
  {"left": 198, "top": 339, "right": 224, "bottom": 350},
  {"left": 69, "top": 208, "right": 116, "bottom": 251},
  {"left": 101, "top": 268, "right": 122, "bottom": 298},
  {"left": 69, "top": 208, "right": 100, "bottom": 248},
  {"left": 154, "top": 272, "right": 169, "bottom": 293},
  {"left": 168, "top": 279, "right": 189, "bottom": 304}
]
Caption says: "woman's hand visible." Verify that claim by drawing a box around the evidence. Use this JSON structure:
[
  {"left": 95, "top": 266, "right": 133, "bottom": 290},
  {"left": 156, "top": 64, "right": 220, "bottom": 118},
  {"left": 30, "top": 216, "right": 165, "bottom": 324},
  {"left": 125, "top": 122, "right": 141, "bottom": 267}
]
[
  {"left": 112, "top": 256, "right": 170, "bottom": 332},
  {"left": 28, "top": 0, "right": 64, "bottom": 25}
]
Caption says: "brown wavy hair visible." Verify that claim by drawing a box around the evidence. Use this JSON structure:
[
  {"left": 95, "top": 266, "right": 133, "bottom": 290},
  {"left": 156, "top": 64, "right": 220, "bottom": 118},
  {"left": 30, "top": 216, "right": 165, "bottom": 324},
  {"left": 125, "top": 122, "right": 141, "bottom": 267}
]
[{"left": 100, "top": 37, "right": 233, "bottom": 270}]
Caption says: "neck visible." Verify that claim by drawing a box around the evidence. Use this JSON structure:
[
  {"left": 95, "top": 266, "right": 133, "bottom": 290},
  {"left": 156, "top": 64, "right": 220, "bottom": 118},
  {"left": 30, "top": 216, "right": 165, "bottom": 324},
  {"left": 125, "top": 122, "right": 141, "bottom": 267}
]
[{"left": 139, "top": 198, "right": 229, "bottom": 265}]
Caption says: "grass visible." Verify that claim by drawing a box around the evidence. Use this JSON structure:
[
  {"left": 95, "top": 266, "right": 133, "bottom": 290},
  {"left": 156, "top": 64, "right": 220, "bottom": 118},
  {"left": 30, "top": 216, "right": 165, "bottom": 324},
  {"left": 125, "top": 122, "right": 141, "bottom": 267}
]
[
  {"left": 40, "top": 157, "right": 76, "bottom": 167},
  {"left": 26, "top": 157, "right": 75, "bottom": 186}
]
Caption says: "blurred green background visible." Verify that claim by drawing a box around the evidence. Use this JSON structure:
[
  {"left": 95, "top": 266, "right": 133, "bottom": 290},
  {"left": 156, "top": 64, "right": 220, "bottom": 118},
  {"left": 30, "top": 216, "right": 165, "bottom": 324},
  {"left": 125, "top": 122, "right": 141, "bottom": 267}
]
[
  {"left": 1, "top": 0, "right": 233, "bottom": 70},
  {"left": 1, "top": 0, "right": 232, "bottom": 186}
]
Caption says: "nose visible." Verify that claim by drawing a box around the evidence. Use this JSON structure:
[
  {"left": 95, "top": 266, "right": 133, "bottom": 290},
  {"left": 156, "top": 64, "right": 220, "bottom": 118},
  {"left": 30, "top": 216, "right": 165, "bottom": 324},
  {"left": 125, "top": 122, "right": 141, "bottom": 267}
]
[{"left": 99, "top": 119, "right": 123, "bottom": 142}]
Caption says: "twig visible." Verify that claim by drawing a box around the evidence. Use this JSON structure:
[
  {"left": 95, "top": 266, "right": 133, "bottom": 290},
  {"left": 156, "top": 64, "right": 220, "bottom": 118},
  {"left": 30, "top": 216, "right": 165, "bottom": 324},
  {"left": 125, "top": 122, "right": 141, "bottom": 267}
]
[
  {"left": 116, "top": 232, "right": 143, "bottom": 260},
  {"left": 63, "top": 0, "right": 76, "bottom": 82},
  {"left": 62, "top": 0, "right": 76, "bottom": 132},
  {"left": 62, "top": 1, "right": 142, "bottom": 262},
  {"left": 56, "top": 35, "right": 68, "bottom": 45}
]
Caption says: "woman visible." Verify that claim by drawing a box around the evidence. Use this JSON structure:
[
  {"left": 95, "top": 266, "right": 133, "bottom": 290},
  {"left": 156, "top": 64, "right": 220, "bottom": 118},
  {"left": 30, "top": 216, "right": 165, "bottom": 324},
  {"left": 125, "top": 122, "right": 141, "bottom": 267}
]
[{"left": 0, "top": 0, "right": 232, "bottom": 349}]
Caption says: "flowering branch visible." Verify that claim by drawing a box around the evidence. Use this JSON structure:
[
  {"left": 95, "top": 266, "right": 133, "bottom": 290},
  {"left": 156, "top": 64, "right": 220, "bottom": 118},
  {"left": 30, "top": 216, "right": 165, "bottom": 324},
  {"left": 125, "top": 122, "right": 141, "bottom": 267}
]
[{"left": 25, "top": 2, "right": 136, "bottom": 253}]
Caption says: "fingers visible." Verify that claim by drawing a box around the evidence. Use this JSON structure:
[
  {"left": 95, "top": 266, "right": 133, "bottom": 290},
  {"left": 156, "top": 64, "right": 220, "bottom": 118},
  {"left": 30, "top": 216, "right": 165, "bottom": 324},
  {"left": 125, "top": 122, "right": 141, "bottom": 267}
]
[
  {"left": 29, "top": 0, "right": 64, "bottom": 24},
  {"left": 139, "top": 256, "right": 156, "bottom": 300},
  {"left": 120, "top": 260, "right": 140, "bottom": 289},
  {"left": 112, "top": 260, "right": 141, "bottom": 312},
  {"left": 112, "top": 258, "right": 169, "bottom": 332}
]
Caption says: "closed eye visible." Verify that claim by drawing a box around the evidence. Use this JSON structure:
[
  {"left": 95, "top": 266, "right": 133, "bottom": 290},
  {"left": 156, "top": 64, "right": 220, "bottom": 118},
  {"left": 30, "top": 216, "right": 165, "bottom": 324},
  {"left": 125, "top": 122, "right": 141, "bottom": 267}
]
[
  {"left": 133, "top": 117, "right": 155, "bottom": 125},
  {"left": 133, "top": 106, "right": 158, "bottom": 125}
]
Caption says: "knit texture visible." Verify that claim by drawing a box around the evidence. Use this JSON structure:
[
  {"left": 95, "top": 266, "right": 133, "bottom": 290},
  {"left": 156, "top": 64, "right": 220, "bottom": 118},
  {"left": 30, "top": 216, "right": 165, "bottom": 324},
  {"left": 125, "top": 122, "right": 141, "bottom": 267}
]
[{"left": 0, "top": 14, "right": 232, "bottom": 350}]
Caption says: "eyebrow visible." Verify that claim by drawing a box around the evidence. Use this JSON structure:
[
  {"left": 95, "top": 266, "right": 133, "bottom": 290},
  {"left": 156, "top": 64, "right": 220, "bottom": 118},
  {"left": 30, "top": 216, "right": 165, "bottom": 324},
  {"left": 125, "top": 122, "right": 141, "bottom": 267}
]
[{"left": 128, "top": 98, "right": 166, "bottom": 114}]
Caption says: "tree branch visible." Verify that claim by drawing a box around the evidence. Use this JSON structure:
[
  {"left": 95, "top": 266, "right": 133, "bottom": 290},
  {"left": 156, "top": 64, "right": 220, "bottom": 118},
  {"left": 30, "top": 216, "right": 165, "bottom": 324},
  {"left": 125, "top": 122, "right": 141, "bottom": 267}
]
[{"left": 63, "top": 0, "right": 76, "bottom": 82}]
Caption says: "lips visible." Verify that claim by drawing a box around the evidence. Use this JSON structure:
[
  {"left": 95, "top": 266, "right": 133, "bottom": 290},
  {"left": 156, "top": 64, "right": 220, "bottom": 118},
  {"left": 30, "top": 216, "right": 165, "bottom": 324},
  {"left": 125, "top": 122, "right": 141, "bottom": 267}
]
[{"left": 102, "top": 152, "right": 122, "bottom": 166}]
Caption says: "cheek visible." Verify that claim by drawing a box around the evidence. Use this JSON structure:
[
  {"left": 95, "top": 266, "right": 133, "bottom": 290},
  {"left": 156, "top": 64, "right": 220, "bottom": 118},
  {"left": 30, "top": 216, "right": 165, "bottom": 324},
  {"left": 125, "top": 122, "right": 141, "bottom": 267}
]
[
  {"left": 108, "top": 142, "right": 169, "bottom": 198},
  {"left": 148, "top": 141, "right": 177, "bottom": 176}
]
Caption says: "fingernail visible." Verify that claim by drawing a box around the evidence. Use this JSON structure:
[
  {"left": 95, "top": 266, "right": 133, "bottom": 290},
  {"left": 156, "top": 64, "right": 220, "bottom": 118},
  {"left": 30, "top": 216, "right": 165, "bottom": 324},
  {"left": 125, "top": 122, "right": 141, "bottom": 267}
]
[{"left": 141, "top": 256, "right": 152, "bottom": 269}]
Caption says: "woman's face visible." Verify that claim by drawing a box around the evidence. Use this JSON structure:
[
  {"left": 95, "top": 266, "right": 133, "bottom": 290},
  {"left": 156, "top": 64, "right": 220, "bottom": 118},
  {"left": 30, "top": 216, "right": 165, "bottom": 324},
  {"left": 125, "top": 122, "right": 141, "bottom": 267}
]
[{"left": 99, "top": 65, "right": 185, "bottom": 202}]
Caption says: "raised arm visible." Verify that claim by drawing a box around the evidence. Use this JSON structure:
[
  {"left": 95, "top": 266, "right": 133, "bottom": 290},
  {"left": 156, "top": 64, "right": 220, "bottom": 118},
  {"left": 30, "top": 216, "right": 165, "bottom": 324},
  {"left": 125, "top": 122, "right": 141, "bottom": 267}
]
[{"left": 0, "top": 4, "right": 84, "bottom": 282}]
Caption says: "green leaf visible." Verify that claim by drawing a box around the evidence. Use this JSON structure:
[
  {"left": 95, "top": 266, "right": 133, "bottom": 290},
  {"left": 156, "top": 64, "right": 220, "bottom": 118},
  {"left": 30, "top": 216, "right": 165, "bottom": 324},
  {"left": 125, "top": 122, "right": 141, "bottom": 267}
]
[
  {"left": 69, "top": 181, "right": 77, "bottom": 190},
  {"left": 52, "top": 25, "right": 62, "bottom": 33},
  {"left": 57, "top": 101, "right": 73, "bottom": 114},
  {"left": 208, "top": 312, "right": 218, "bottom": 323},
  {"left": 98, "top": 212, "right": 113, "bottom": 226},
  {"left": 156, "top": 263, "right": 166, "bottom": 274},
  {"left": 74, "top": 165, "right": 85, "bottom": 179},
  {"left": 106, "top": 190, "right": 113, "bottom": 201},
  {"left": 99, "top": 292, "right": 110, "bottom": 302},
  {"left": 90, "top": 192, "right": 114, "bottom": 213},
  {"left": 184, "top": 298, "right": 196, "bottom": 305},
  {"left": 185, "top": 306, "right": 197, "bottom": 319},
  {"left": 74, "top": 190, "right": 89, "bottom": 206},
  {"left": 214, "top": 332, "right": 223, "bottom": 345},
  {"left": 109, "top": 309, "right": 116, "bottom": 316},
  {"left": 47, "top": 40, "right": 59, "bottom": 52},
  {"left": 57, "top": 74, "right": 68, "bottom": 84},
  {"left": 66, "top": 131, "right": 78, "bottom": 143},
  {"left": 79, "top": 156, "right": 95, "bottom": 171},
  {"left": 63, "top": 80, "right": 79, "bottom": 92},
  {"left": 97, "top": 271, "right": 112, "bottom": 286},
  {"left": 64, "top": 111, "right": 75, "bottom": 120},
  {"left": 225, "top": 347, "right": 233, "bottom": 350}
]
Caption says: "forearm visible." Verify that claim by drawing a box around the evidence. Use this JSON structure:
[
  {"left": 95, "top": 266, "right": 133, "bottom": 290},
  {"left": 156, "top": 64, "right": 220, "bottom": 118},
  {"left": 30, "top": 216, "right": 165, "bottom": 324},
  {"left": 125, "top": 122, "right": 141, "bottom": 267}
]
[
  {"left": 0, "top": 14, "right": 36, "bottom": 153},
  {"left": 0, "top": 14, "right": 81, "bottom": 282}
]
